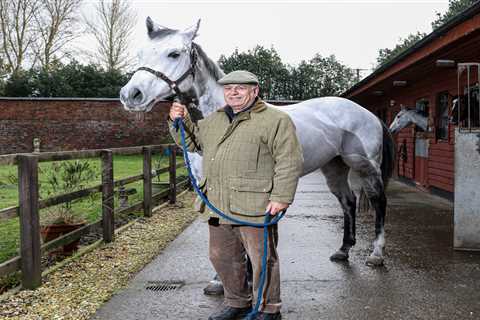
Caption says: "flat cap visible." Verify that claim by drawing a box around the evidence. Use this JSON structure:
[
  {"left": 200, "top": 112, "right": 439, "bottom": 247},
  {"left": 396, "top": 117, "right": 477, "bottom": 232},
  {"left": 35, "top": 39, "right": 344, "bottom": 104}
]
[{"left": 217, "top": 70, "right": 259, "bottom": 85}]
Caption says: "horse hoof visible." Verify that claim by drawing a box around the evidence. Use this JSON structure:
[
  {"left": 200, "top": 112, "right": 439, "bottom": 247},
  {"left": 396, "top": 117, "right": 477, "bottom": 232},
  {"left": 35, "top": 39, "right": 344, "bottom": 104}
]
[
  {"left": 365, "top": 254, "right": 384, "bottom": 267},
  {"left": 330, "top": 250, "right": 349, "bottom": 261}
]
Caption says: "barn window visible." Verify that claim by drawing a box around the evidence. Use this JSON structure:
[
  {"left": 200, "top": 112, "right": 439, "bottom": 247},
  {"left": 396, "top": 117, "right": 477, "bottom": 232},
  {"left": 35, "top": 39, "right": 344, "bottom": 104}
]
[
  {"left": 463, "top": 83, "right": 480, "bottom": 129},
  {"left": 436, "top": 92, "right": 449, "bottom": 140},
  {"left": 415, "top": 98, "right": 429, "bottom": 117}
]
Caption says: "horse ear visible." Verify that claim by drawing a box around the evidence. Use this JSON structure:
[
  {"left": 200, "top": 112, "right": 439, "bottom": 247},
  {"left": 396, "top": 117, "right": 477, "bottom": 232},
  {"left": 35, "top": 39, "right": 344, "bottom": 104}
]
[
  {"left": 146, "top": 17, "right": 168, "bottom": 37},
  {"left": 146, "top": 16, "right": 155, "bottom": 34},
  {"left": 184, "top": 19, "right": 201, "bottom": 41}
]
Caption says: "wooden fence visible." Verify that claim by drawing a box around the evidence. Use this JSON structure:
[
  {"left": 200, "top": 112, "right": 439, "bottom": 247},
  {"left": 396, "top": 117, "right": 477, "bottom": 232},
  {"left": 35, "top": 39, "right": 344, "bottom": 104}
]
[{"left": 0, "top": 144, "right": 188, "bottom": 290}]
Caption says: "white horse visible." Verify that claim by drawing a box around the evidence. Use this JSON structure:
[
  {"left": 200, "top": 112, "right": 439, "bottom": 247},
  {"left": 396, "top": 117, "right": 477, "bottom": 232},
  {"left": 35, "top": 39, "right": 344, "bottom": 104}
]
[
  {"left": 120, "top": 18, "right": 395, "bottom": 266},
  {"left": 389, "top": 108, "right": 429, "bottom": 134}
]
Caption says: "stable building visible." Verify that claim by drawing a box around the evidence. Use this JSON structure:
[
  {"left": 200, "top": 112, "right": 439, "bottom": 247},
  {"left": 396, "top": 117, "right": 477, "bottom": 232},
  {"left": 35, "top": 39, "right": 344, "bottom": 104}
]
[
  {"left": 343, "top": 2, "right": 480, "bottom": 249},
  {"left": 344, "top": 2, "right": 480, "bottom": 200}
]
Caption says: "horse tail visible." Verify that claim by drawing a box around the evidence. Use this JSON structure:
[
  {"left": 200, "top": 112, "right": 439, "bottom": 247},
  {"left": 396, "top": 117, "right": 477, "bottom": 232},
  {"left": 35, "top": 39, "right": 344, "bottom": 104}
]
[{"left": 381, "top": 121, "right": 396, "bottom": 189}]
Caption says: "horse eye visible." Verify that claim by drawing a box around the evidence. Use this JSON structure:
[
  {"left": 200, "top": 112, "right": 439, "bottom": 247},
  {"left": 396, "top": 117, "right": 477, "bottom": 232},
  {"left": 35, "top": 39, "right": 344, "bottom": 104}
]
[{"left": 168, "top": 52, "right": 180, "bottom": 59}]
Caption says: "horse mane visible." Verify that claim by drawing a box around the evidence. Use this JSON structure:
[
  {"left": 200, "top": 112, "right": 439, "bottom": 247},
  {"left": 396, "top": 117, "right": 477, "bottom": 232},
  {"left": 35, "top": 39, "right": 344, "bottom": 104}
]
[{"left": 193, "top": 42, "right": 225, "bottom": 81}]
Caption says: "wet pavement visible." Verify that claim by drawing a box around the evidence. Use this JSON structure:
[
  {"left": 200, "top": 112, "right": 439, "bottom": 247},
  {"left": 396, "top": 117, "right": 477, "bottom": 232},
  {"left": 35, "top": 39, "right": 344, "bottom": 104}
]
[{"left": 92, "top": 171, "right": 480, "bottom": 320}]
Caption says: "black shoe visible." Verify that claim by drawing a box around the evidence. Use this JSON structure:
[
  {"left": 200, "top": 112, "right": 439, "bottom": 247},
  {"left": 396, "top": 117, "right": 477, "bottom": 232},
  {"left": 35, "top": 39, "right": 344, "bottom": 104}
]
[
  {"left": 244, "top": 312, "right": 282, "bottom": 320},
  {"left": 208, "top": 305, "right": 251, "bottom": 320},
  {"left": 203, "top": 275, "right": 224, "bottom": 296}
]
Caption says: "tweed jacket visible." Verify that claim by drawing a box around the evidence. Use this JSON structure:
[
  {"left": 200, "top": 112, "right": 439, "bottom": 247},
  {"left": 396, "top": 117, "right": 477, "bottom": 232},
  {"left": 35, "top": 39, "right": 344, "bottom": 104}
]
[{"left": 169, "top": 99, "right": 303, "bottom": 224}]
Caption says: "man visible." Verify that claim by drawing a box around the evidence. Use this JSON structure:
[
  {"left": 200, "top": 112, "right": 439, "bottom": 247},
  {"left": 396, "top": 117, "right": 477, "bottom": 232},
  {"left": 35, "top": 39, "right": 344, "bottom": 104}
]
[{"left": 168, "top": 70, "right": 303, "bottom": 320}]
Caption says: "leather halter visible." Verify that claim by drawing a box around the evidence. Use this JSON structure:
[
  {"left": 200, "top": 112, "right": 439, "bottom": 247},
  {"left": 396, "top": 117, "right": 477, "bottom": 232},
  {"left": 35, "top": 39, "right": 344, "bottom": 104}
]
[{"left": 135, "top": 46, "right": 198, "bottom": 101}]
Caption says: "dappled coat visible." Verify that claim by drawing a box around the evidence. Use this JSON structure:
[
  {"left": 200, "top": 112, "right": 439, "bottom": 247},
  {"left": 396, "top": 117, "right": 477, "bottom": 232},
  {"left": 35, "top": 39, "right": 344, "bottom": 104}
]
[{"left": 169, "top": 99, "right": 303, "bottom": 224}]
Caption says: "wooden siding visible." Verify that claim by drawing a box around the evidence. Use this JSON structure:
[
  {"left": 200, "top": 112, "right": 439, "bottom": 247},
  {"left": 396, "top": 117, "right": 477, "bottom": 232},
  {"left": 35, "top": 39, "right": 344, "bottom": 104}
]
[{"left": 351, "top": 29, "right": 480, "bottom": 196}]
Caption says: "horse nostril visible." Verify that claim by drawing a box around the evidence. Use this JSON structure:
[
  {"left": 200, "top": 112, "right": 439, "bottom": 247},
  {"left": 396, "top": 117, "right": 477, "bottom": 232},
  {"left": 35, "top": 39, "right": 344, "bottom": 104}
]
[{"left": 130, "top": 88, "right": 144, "bottom": 104}]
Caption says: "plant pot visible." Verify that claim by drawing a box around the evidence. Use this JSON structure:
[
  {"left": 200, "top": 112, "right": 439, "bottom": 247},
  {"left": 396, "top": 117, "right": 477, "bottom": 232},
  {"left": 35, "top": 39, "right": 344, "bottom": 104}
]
[{"left": 40, "top": 222, "right": 86, "bottom": 256}]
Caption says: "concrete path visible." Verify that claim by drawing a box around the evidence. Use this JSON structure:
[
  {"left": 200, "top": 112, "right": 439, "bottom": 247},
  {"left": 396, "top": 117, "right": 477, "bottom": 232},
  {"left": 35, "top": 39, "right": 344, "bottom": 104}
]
[{"left": 93, "top": 171, "right": 480, "bottom": 320}]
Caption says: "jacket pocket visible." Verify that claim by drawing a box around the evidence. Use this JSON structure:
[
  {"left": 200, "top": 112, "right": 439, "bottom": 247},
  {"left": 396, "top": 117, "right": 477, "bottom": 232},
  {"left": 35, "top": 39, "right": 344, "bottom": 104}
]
[{"left": 229, "top": 177, "right": 273, "bottom": 216}]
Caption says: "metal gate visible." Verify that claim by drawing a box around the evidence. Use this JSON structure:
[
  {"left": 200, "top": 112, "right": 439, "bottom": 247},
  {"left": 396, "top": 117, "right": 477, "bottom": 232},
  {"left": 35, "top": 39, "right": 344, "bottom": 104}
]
[{"left": 454, "top": 63, "right": 480, "bottom": 250}]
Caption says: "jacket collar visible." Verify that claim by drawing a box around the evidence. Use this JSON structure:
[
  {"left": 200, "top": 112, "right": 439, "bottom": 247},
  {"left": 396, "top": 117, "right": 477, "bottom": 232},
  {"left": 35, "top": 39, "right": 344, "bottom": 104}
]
[{"left": 217, "top": 98, "right": 267, "bottom": 116}]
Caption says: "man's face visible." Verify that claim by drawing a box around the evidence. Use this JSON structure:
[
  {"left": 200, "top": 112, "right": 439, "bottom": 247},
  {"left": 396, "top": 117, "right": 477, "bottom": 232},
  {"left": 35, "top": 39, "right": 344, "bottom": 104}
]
[{"left": 223, "top": 84, "right": 259, "bottom": 111}]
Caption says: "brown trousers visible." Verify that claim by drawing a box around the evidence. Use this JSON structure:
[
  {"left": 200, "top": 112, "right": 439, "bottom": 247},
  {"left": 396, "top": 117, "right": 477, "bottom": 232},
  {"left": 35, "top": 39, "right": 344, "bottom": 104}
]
[{"left": 208, "top": 223, "right": 281, "bottom": 313}]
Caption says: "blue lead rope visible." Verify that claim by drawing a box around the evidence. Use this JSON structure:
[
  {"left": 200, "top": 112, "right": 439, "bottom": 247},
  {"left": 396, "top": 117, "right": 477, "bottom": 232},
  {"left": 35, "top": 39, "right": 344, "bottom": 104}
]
[{"left": 173, "top": 118, "right": 285, "bottom": 319}]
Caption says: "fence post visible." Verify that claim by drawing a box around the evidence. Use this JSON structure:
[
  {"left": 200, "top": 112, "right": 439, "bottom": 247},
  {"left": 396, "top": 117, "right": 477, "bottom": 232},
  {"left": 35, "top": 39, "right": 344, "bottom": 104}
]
[
  {"left": 18, "top": 154, "right": 41, "bottom": 289},
  {"left": 143, "top": 146, "right": 152, "bottom": 217},
  {"left": 168, "top": 145, "right": 177, "bottom": 204},
  {"left": 101, "top": 150, "right": 114, "bottom": 243}
]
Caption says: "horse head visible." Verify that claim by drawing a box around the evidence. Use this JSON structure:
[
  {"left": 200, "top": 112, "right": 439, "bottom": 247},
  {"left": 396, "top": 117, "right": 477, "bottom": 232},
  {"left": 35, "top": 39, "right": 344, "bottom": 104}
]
[
  {"left": 389, "top": 109, "right": 413, "bottom": 134},
  {"left": 120, "top": 17, "right": 201, "bottom": 112},
  {"left": 389, "top": 108, "right": 429, "bottom": 134}
]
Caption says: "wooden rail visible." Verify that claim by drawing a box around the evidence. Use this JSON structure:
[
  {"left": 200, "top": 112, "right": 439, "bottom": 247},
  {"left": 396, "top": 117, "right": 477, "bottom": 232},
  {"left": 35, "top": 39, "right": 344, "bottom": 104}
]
[{"left": 0, "top": 144, "right": 189, "bottom": 289}]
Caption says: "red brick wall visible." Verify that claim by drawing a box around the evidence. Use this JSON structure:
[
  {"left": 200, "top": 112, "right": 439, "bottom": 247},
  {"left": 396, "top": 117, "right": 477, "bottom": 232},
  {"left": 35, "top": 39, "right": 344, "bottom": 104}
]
[
  {"left": 0, "top": 98, "right": 172, "bottom": 154},
  {"left": 0, "top": 98, "right": 298, "bottom": 155}
]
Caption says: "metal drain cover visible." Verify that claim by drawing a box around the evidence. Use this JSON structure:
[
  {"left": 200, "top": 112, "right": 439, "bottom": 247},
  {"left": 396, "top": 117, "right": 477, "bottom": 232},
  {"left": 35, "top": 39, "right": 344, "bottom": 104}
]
[{"left": 146, "top": 280, "right": 185, "bottom": 292}]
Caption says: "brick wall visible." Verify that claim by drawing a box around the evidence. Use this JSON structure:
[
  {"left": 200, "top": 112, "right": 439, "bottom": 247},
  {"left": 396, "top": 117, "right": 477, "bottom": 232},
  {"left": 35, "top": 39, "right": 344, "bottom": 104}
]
[
  {"left": 0, "top": 98, "right": 172, "bottom": 155},
  {"left": 0, "top": 98, "right": 299, "bottom": 155}
]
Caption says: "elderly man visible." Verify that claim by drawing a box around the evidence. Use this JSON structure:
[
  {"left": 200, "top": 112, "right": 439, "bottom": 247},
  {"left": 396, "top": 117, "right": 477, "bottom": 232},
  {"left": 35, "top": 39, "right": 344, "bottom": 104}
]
[{"left": 168, "top": 70, "right": 303, "bottom": 320}]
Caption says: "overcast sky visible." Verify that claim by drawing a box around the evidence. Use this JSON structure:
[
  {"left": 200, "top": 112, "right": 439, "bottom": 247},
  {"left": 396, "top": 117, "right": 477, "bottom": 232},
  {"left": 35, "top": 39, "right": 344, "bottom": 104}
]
[{"left": 83, "top": 0, "right": 450, "bottom": 73}]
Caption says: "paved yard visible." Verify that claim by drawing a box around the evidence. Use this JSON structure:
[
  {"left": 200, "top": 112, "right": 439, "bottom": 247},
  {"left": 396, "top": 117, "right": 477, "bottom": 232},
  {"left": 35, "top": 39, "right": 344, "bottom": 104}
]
[{"left": 93, "top": 171, "right": 480, "bottom": 320}]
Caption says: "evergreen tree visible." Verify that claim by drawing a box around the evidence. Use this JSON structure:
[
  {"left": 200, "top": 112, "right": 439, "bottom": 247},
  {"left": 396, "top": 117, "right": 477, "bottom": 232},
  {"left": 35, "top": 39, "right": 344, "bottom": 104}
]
[{"left": 432, "top": 0, "right": 478, "bottom": 29}]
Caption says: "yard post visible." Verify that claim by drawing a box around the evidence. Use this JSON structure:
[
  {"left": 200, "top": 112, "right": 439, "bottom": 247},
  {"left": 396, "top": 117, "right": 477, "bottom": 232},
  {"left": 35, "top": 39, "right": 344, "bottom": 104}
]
[
  {"left": 101, "top": 150, "right": 114, "bottom": 243},
  {"left": 143, "top": 146, "right": 152, "bottom": 217},
  {"left": 168, "top": 145, "right": 177, "bottom": 204},
  {"left": 18, "top": 154, "right": 41, "bottom": 289}
]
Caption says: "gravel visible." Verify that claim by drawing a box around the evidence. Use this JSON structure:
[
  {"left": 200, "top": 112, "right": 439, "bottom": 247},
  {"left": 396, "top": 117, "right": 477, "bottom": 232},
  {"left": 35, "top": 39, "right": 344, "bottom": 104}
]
[{"left": 0, "top": 192, "right": 198, "bottom": 320}]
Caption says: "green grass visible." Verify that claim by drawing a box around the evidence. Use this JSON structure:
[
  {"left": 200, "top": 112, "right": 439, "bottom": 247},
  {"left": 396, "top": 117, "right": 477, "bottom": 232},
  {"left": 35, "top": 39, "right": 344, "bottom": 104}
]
[{"left": 0, "top": 154, "right": 187, "bottom": 264}]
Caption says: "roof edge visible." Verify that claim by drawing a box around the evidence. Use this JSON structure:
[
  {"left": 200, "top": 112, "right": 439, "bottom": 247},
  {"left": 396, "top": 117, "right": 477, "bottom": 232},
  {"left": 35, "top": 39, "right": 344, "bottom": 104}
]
[{"left": 343, "top": 1, "right": 480, "bottom": 97}]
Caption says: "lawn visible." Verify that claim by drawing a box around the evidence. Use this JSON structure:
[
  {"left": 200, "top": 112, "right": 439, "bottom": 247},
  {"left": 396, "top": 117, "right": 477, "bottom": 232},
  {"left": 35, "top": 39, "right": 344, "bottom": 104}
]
[{"left": 0, "top": 153, "right": 187, "bottom": 264}]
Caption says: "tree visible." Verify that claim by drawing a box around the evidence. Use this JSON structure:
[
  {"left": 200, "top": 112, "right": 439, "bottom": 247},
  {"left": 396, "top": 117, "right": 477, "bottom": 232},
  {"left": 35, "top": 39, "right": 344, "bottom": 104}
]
[
  {"left": 218, "top": 45, "right": 355, "bottom": 100},
  {"left": 0, "top": 0, "right": 40, "bottom": 74},
  {"left": 3, "top": 60, "right": 130, "bottom": 97},
  {"left": 291, "top": 54, "right": 356, "bottom": 99},
  {"left": 376, "top": 32, "right": 426, "bottom": 67},
  {"left": 32, "top": 0, "right": 82, "bottom": 70},
  {"left": 375, "top": 0, "right": 477, "bottom": 67},
  {"left": 83, "top": 0, "right": 137, "bottom": 72},
  {"left": 3, "top": 69, "right": 35, "bottom": 96},
  {"left": 218, "top": 46, "right": 290, "bottom": 100},
  {"left": 432, "top": 0, "right": 478, "bottom": 29}
]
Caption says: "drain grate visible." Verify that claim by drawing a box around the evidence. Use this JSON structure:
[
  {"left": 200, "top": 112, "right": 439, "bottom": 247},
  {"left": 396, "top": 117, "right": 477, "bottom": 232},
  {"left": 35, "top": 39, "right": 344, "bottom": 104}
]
[{"left": 145, "top": 280, "right": 185, "bottom": 292}]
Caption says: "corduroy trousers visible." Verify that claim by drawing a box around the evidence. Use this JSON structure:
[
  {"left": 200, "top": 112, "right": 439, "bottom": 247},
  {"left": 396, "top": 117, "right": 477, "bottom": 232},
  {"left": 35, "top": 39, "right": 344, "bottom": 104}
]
[{"left": 208, "top": 222, "right": 281, "bottom": 314}]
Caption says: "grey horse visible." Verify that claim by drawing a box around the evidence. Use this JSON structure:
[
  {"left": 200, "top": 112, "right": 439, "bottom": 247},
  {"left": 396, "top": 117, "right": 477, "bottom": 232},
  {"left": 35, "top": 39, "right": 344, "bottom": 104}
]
[{"left": 120, "top": 18, "right": 395, "bottom": 266}]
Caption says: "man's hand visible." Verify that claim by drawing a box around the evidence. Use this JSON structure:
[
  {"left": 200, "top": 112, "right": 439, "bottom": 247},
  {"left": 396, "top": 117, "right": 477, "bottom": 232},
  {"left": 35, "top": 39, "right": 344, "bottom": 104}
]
[
  {"left": 266, "top": 201, "right": 289, "bottom": 215},
  {"left": 169, "top": 102, "right": 187, "bottom": 121}
]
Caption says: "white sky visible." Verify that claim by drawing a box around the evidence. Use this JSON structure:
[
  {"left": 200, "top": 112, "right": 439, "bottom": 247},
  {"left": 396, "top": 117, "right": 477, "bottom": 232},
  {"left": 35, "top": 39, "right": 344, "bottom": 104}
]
[{"left": 82, "top": 0, "right": 450, "bottom": 73}]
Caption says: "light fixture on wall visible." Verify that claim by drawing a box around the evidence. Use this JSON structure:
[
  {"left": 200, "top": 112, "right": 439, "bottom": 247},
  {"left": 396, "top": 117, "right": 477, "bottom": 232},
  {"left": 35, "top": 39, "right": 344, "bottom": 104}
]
[
  {"left": 393, "top": 80, "right": 407, "bottom": 87},
  {"left": 372, "top": 90, "right": 383, "bottom": 96},
  {"left": 436, "top": 59, "right": 456, "bottom": 68},
  {"left": 390, "top": 100, "right": 396, "bottom": 107}
]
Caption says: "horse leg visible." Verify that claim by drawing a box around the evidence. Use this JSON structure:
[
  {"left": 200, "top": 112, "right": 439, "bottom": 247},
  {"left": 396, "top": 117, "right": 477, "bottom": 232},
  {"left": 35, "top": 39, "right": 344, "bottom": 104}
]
[
  {"left": 342, "top": 154, "right": 387, "bottom": 266},
  {"left": 321, "top": 157, "right": 357, "bottom": 261}
]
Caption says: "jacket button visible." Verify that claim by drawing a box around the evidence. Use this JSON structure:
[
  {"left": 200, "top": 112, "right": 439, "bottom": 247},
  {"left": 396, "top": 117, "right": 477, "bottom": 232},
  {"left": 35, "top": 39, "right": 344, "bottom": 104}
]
[{"left": 211, "top": 158, "right": 214, "bottom": 161}]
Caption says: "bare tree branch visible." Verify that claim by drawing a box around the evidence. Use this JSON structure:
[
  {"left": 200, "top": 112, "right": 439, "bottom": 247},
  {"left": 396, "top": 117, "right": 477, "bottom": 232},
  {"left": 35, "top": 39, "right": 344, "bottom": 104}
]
[
  {"left": 0, "top": 0, "right": 39, "bottom": 73},
  {"left": 83, "top": 0, "right": 137, "bottom": 72},
  {"left": 32, "top": 0, "right": 83, "bottom": 70}
]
